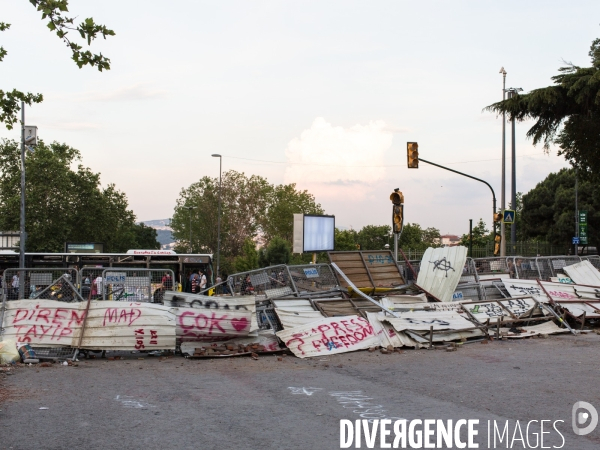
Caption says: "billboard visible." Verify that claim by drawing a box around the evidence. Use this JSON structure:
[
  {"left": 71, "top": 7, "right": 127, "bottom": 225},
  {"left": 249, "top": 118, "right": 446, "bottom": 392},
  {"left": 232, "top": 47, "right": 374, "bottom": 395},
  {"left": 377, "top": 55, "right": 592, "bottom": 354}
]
[{"left": 302, "top": 214, "right": 335, "bottom": 252}]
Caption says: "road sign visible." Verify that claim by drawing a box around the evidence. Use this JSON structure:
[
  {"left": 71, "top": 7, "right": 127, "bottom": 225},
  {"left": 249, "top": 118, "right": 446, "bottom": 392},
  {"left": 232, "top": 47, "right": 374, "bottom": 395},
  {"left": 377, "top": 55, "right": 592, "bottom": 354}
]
[
  {"left": 572, "top": 237, "right": 580, "bottom": 245},
  {"left": 579, "top": 210, "right": 588, "bottom": 224},
  {"left": 579, "top": 224, "right": 588, "bottom": 245},
  {"left": 503, "top": 210, "right": 515, "bottom": 224}
]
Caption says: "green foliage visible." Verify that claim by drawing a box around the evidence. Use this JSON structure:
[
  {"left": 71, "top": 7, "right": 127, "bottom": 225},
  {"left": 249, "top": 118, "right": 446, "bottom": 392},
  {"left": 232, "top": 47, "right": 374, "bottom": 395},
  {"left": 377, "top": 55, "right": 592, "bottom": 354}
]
[
  {"left": 357, "top": 225, "right": 391, "bottom": 251},
  {"left": 520, "top": 168, "right": 598, "bottom": 250},
  {"left": 486, "top": 37, "right": 600, "bottom": 181},
  {"left": 233, "top": 238, "right": 259, "bottom": 272},
  {"left": 171, "top": 171, "right": 322, "bottom": 269},
  {"left": 1, "top": 1, "right": 114, "bottom": 129},
  {"left": 259, "top": 236, "right": 291, "bottom": 267},
  {"left": 0, "top": 139, "right": 156, "bottom": 252},
  {"left": 397, "top": 223, "right": 442, "bottom": 250},
  {"left": 459, "top": 219, "right": 492, "bottom": 247},
  {"left": 334, "top": 228, "right": 358, "bottom": 251},
  {"left": 131, "top": 223, "right": 160, "bottom": 250},
  {"left": 260, "top": 184, "right": 323, "bottom": 244}
]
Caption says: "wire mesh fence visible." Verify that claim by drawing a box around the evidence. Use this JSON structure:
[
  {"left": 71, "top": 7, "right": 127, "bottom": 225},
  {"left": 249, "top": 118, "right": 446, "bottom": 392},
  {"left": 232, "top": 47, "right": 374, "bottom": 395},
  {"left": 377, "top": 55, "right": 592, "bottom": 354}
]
[
  {"left": 582, "top": 255, "right": 600, "bottom": 270},
  {"left": 2, "top": 268, "right": 79, "bottom": 301},
  {"left": 287, "top": 264, "right": 339, "bottom": 295},
  {"left": 472, "top": 257, "right": 510, "bottom": 277},
  {"left": 227, "top": 265, "right": 296, "bottom": 299},
  {"left": 101, "top": 269, "right": 175, "bottom": 302}
]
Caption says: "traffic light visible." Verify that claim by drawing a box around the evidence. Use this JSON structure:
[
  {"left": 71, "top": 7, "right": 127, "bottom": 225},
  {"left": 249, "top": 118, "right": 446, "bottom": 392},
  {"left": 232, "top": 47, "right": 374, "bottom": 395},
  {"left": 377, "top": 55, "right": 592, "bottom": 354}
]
[
  {"left": 390, "top": 189, "right": 404, "bottom": 234},
  {"left": 493, "top": 212, "right": 502, "bottom": 224},
  {"left": 356, "top": 244, "right": 361, "bottom": 250},
  {"left": 493, "top": 234, "right": 502, "bottom": 256},
  {"left": 407, "top": 142, "right": 419, "bottom": 168}
]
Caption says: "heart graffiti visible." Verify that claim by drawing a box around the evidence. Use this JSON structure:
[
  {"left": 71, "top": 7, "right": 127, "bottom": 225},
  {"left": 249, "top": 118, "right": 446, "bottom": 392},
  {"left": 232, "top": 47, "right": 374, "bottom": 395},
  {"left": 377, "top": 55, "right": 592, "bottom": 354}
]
[{"left": 231, "top": 317, "right": 249, "bottom": 332}]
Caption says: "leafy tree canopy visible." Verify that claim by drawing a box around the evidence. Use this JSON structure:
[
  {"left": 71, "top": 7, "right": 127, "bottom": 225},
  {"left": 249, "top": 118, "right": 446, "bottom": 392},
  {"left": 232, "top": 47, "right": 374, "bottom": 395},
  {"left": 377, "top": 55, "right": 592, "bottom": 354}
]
[
  {"left": 1, "top": 1, "right": 114, "bottom": 129},
  {"left": 486, "top": 37, "right": 600, "bottom": 180},
  {"left": 171, "top": 171, "right": 322, "bottom": 268},
  {"left": 519, "top": 168, "right": 598, "bottom": 250},
  {"left": 0, "top": 139, "right": 157, "bottom": 251},
  {"left": 259, "top": 236, "right": 291, "bottom": 267},
  {"left": 459, "top": 219, "right": 492, "bottom": 247}
]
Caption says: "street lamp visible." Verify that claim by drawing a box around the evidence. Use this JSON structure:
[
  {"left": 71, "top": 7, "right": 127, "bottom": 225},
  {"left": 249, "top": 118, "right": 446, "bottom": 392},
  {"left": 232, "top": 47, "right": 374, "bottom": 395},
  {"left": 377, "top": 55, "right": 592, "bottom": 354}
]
[
  {"left": 211, "top": 154, "right": 222, "bottom": 280},
  {"left": 499, "top": 67, "right": 507, "bottom": 257},
  {"left": 186, "top": 206, "right": 194, "bottom": 253}
]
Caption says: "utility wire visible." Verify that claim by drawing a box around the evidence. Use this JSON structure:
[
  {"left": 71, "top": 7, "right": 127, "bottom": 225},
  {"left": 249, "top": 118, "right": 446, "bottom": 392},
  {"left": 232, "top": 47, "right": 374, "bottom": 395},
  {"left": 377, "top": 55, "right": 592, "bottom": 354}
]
[{"left": 223, "top": 152, "right": 549, "bottom": 167}]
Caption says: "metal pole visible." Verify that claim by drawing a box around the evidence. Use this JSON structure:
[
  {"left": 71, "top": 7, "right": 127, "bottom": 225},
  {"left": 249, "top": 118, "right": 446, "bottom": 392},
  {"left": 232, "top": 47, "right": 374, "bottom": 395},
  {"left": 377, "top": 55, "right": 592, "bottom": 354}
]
[
  {"left": 19, "top": 102, "right": 26, "bottom": 298},
  {"left": 510, "top": 90, "right": 517, "bottom": 248},
  {"left": 575, "top": 169, "right": 578, "bottom": 256},
  {"left": 469, "top": 219, "right": 473, "bottom": 258},
  {"left": 500, "top": 68, "right": 507, "bottom": 257},
  {"left": 216, "top": 156, "right": 222, "bottom": 278},
  {"left": 418, "top": 157, "right": 497, "bottom": 245},
  {"left": 394, "top": 233, "right": 398, "bottom": 262},
  {"left": 187, "top": 206, "right": 193, "bottom": 253}
]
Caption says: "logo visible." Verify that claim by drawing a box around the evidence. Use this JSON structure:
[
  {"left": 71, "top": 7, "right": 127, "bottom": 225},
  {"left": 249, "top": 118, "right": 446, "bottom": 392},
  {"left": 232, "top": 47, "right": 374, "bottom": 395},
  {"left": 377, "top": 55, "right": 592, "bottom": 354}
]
[{"left": 572, "top": 401, "right": 598, "bottom": 436}]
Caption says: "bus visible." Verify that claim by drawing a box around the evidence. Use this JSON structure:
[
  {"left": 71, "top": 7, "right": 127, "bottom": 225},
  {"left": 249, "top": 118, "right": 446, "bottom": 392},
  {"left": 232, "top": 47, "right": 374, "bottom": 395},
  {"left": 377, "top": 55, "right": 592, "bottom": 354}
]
[{"left": 0, "top": 249, "right": 213, "bottom": 292}]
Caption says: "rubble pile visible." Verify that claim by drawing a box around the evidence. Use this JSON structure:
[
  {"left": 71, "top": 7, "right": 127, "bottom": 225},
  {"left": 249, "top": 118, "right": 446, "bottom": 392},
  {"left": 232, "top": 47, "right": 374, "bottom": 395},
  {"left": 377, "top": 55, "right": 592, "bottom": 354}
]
[{"left": 1, "top": 247, "right": 600, "bottom": 363}]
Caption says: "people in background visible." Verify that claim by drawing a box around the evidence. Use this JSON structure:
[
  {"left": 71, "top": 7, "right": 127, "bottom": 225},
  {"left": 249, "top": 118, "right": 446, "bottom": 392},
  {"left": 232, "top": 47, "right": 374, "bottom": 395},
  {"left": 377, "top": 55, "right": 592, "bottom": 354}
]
[{"left": 199, "top": 271, "right": 207, "bottom": 292}]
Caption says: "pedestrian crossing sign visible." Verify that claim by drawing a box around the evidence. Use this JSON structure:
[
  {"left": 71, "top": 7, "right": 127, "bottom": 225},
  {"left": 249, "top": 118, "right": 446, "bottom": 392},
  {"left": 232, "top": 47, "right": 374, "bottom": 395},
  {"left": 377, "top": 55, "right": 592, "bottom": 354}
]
[{"left": 503, "top": 210, "right": 515, "bottom": 224}]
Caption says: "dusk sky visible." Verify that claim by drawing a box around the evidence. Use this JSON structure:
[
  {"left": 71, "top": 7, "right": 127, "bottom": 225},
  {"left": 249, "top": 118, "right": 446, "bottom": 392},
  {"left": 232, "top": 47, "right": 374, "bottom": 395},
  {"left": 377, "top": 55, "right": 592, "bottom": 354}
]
[{"left": 2, "top": 1, "right": 598, "bottom": 236}]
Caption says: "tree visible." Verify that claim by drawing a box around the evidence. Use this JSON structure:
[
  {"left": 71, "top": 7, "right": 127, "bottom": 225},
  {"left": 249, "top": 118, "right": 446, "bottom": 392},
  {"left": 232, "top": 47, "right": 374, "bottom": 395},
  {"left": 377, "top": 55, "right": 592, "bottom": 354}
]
[
  {"left": 486, "top": 37, "right": 600, "bottom": 181},
  {"left": 459, "top": 219, "right": 492, "bottom": 247},
  {"left": 519, "top": 168, "right": 598, "bottom": 251},
  {"left": 259, "top": 236, "right": 291, "bottom": 267},
  {"left": 131, "top": 223, "right": 160, "bottom": 250},
  {"left": 171, "top": 171, "right": 270, "bottom": 257},
  {"left": 233, "top": 238, "right": 259, "bottom": 272},
  {"left": 0, "top": 139, "right": 155, "bottom": 251},
  {"left": 357, "top": 225, "right": 391, "bottom": 251},
  {"left": 1, "top": 1, "right": 114, "bottom": 128},
  {"left": 334, "top": 228, "right": 358, "bottom": 251},
  {"left": 259, "top": 183, "right": 323, "bottom": 245}
]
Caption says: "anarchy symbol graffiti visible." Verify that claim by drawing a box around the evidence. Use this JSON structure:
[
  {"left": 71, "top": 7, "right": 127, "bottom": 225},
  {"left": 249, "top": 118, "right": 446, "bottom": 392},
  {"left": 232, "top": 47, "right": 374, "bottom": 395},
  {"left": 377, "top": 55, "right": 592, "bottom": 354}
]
[{"left": 430, "top": 257, "right": 455, "bottom": 277}]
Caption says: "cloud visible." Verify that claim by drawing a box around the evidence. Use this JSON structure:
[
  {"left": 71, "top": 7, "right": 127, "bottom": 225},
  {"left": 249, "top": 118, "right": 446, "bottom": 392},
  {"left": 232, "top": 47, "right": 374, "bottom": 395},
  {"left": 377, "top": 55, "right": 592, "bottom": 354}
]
[
  {"left": 283, "top": 117, "right": 393, "bottom": 200},
  {"left": 80, "top": 84, "right": 168, "bottom": 102}
]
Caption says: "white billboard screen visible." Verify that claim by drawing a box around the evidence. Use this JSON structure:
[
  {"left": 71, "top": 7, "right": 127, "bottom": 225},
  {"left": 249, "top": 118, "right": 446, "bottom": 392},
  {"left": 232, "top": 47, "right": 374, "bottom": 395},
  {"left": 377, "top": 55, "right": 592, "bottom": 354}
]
[{"left": 303, "top": 215, "right": 335, "bottom": 252}]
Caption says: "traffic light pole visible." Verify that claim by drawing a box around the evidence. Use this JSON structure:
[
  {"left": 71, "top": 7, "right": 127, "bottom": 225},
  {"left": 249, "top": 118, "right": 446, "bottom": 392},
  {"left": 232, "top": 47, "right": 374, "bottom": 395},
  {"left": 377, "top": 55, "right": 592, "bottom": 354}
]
[{"left": 418, "top": 158, "right": 497, "bottom": 245}]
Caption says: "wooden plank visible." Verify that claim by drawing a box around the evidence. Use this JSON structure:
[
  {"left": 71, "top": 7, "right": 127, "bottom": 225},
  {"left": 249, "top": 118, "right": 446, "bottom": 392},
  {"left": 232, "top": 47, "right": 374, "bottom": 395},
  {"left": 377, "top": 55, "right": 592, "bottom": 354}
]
[
  {"left": 335, "top": 262, "right": 368, "bottom": 269},
  {"left": 329, "top": 254, "right": 363, "bottom": 262}
]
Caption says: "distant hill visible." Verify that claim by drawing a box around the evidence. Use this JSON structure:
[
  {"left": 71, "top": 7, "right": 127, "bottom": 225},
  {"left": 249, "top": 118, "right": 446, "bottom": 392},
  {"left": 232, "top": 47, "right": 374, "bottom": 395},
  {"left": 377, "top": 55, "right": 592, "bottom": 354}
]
[{"left": 140, "top": 219, "right": 174, "bottom": 246}]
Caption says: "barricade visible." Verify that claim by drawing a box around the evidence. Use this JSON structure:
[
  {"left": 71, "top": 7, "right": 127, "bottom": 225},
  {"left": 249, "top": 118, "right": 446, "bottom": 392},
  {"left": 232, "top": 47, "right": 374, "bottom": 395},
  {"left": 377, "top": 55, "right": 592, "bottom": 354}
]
[
  {"left": 581, "top": 255, "right": 600, "bottom": 270},
  {"left": 227, "top": 265, "right": 297, "bottom": 299},
  {"left": 534, "top": 256, "right": 581, "bottom": 281},
  {"left": 510, "top": 257, "right": 540, "bottom": 280},
  {"left": 287, "top": 264, "right": 339, "bottom": 295},
  {"left": 100, "top": 269, "right": 175, "bottom": 302},
  {"left": 459, "top": 257, "right": 480, "bottom": 284},
  {"left": 2, "top": 268, "right": 79, "bottom": 301},
  {"left": 472, "top": 257, "right": 510, "bottom": 277}
]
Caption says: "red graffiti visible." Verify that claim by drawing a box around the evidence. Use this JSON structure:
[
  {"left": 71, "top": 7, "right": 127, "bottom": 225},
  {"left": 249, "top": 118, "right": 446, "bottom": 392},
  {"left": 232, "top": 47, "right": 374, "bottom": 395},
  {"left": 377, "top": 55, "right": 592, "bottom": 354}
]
[
  {"left": 150, "top": 330, "right": 158, "bottom": 345},
  {"left": 285, "top": 317, "right": 375, "bottom": 355},
  {"left": 103, "top": 308, "right": 142, "bottom": 327},
  {"left": 11, "top": 304, "right": 87, "bottom": 343},
  {"left": 134, "top": 328, "right": 145, "bottom": 350},
  {"left": 177, "top": 311, "right": 249, "bottom": 341}
]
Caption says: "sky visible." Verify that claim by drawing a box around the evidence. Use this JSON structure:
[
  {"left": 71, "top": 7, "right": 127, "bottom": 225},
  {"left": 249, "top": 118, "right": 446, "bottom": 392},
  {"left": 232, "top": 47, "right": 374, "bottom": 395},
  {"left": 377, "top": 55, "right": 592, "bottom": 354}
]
[{"left": 2, "top": 0, "right": 598, "bottom": 236}]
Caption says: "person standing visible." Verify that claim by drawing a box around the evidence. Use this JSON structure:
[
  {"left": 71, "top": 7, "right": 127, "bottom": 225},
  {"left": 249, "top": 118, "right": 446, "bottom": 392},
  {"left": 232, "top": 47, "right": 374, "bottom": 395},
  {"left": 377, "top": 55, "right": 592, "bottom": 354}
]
[
  {"left": 199, "top": 271, "right": 207, "bottom": 292},
  {"left": 11, "top": 273, "right": 19, "bottom": 299}
]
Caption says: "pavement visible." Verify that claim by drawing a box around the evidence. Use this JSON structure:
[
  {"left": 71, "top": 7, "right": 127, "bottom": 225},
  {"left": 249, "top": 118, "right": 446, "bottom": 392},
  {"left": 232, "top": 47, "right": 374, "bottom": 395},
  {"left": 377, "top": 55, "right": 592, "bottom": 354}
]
[{"left": 1, "top": 333, "right": 600, "bottom": 450}]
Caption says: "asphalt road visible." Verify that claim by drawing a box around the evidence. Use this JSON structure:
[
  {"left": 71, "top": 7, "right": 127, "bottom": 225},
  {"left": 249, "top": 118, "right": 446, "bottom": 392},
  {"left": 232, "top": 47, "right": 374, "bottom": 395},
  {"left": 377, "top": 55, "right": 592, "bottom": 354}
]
[{"left": 1, "top": 333, "right": 599, "bottom": 450}]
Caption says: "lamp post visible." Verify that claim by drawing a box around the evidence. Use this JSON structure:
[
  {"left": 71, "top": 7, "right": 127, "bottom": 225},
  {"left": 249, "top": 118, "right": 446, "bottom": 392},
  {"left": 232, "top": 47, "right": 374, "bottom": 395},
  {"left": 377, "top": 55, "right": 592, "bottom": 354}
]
[
  {"left": 506, "top": 87, "right": 523, "bottom": 250},
  {"left": 186, "top": 206, "right": 194, "bottom": 253},
  {"left": 211, "top": 154, "right": 222, "bottom": 279},
  {"left": 499, "top": 67, "right": 507, "bottom": 257}
]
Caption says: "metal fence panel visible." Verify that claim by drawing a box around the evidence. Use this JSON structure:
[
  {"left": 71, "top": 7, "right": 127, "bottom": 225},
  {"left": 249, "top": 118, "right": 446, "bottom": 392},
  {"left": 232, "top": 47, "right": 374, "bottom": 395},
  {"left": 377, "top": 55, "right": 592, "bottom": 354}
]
[
  {"left": 582, "top": 255, "right": 600, "bottom": 270},
  {"left": 287, "top": 264, "right": 339, "bottom": 294},
  {"left": 459, "top": 257, "right": 480, "bottom": 284},
  {"left": 472, "top": 257, "right": 510, "bottom": 277},
  {"left": 534, "top": 256, "right": 581, "bottom": 280},
  {"left": 510, "top": 257, "right": 540, "bottom": 280},
  {"left": 227, "top": 265, "right": 296, "bottom": 299},
  {"left": 101, "top": 269, "right": 175, "bottom": 302},
  {"left": 2, "top": 268, "right": 79, "bottom": 301}
]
